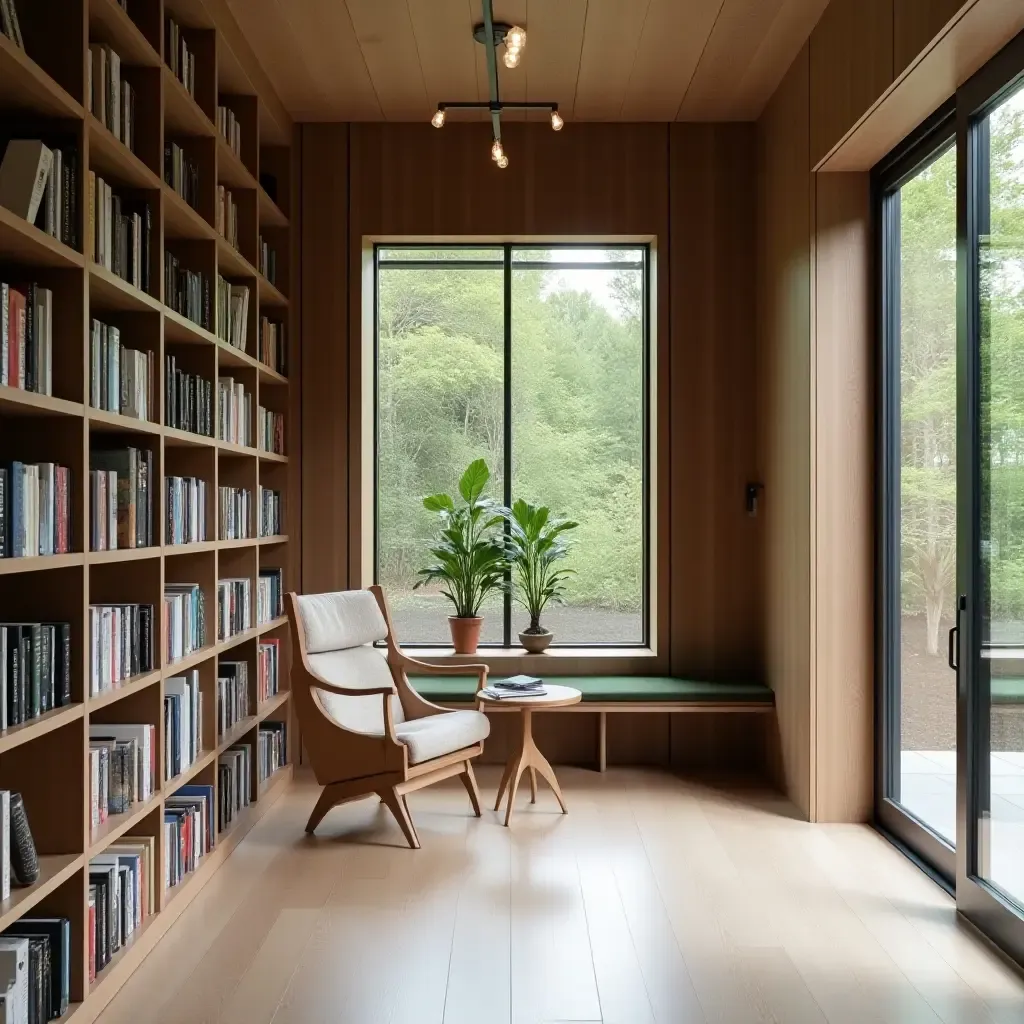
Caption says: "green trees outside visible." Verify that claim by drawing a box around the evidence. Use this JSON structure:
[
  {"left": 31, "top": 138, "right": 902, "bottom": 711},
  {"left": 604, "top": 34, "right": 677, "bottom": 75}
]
[{"left": 377, "top": 249, "right": 644, "bottom": 642}]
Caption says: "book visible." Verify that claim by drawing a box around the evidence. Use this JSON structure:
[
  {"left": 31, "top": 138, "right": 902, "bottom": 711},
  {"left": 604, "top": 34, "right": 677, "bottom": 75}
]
[
  {"left": 164, "top": 142, "right": 199, "bottom": 209},
  {"left": 163, "top": 584, "right": 205, "bottom": 662},
  {"left": 90, "top": 447, "right": 154, "bottom": 550},
  {"left": 216, "top": 278, "right": 249, "bottom": 350},
  {"left": 88, "top": 604, "right": 154, "bottom": 695},
  {"left": 219, "top": 486, "right": 251, "bottom": 540},
  {"left": 90, "top": 175, "right": 150, "bottom": 290},
  {"left": 258, "top": 722, "right": 286, "bottom": 782},
  {"left": 258, "top": 316, "right": 286, "bottom": 374},
  {"left": 0, "top": 0, "right": 24, "bottom": 51},
  {"left": 217, "top": 578, "right": 251, "bottom": 640},
  {"left": 7, "top": 919, "right": 71, "bottom": 1018},
  {"left": 0, "top": 937, "right": 28, "bottom": 1024},
  {"left": 217, "top": 661, "right": 249, "bottom": 737},
  {"left": 217, "top": 377, "right": 252, "bottom": 446},
  {"left": 164, "top": 355, "right": 213, "bottom": 435},
  {"left": 0, "top": 141, "right": 51, "bottom": 224},
  {"left": 257, "top": 638, "right": 280, "bottom": 703},
  {"left": 0, "top": 463, "right": 70, "bottom": 557},
  {"left": 256, "top": 568, "right": 283, "bottom": 625},
  {"left": 164, "top": 251, "right": 210, "bottom": 329},
  {"left": 257, "top": 406, "right": 285, "bottom": 454},
  {"left": 479, "top": 685, "right": 548, "bottom": 700},
  {"left": 258, "top": 486, "right": 282, "bottom": 537},
  {"left": 0, "top": 792, "right": 8, "bottom": 902},
  {"left": 166, "top": 475, "right": 207, "bottom": 545}
]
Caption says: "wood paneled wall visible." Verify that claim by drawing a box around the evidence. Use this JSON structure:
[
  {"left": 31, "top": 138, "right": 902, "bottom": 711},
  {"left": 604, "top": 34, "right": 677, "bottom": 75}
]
[{"left": 297, "top": 121, "right": 768, "bottom": 772}]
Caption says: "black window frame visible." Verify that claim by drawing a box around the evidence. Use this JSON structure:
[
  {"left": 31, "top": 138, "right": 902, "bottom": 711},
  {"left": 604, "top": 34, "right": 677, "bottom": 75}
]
[{"left": 372, "top": 241, "right": 652, "bottom": 649}]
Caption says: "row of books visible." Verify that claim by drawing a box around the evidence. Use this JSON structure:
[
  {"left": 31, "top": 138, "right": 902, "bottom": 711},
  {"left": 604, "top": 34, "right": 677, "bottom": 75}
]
[
  {"left": 258, "top": 722, "right": 286, "bottom": 783},
  {"left": 166, "top": 476, "right": 207, "bottom": 545},
  {"left": 164, "top": 583, "right": 205, "bottom": 663},
  {"left": 258, "top": 316, "right": 286, "bottom": 375},
  {"left": 89, "top": 603, "right": 154, "bottom": 696},
  {"left": 165, "top": 670, "right": 202, "bottom": 780},
  {"left": 219, "top": 486, "right": 251, "bottom": 540},
  {"left": 88, "top": 43, "right": 136, "bottom": 154},
  {"left": 164, "top": 356, "right": 213, "bottom": 436},
  {"left": 217, "top": 105, "right": 242, "bottom": 157},
  {"left": 217, "top": 578, "right": 250, "bottom": 640},
  {"left": 259, "top": 486, "right": 282, "bottom": 537},
  {"left": 89, "top": 174, "right": 151, "bottom": 292},
  {"left": 216, "top": 186, "right": 238, "bottom": 249},
  {"left": 89, "top": 447, "right": 154, "bottom": 551},
  {"left": 165, "top": 142, "right": 200, "bottom": 211},
  {"left": 166, "top": 17, "right": 197, "bottom": 99},
  {"left": 258, "top": 236, "right": 276, "bottom": 285},
  {"left": 0, "top": 0, "right": 24, "bottom": 51},
  {"left": 258, "top": 407, "right": 285, "bottom": 455},
  {"left": 0, "top": 138, "right": 77, "bottom": 250},
  {"left": 218, "top": 378, "right": 252, "bottom": 446},
  {"left": 0, "top": 622, "right": 71, "bottom": 729},
  {"left": 1, "top": 282, "right": 53, "bottom": 396},
  {"left": 89, "top": 723, "right": 156, "bottom": 826},
  {"left": 257, "top": 569, "right": 284, "bottom": 626},
  {"left": 165, "top": 784, "right": 213, "bottom": 889},
  {"left": 90, "top": 836, "right": 153, "bottom": 983},
  {"left": 217, "top": 661, "right": 249, "bottom": 738},
  {"left": 219, "top": 745, "right": 251, "bottom": 832},
  {"left": 165, "top": 252, "right": 210, "bottom": 330},
  {"left": 257, "top": 638, "right": 280, "bottom": 703},
  {"left": 0, "top": 462, "right": 71, "bottom": 559},
  {"left": 89, "top": 320, "right": 155, "bottom": 421},
  {"left": 216, "top": 278, "right": 249, "bottom": 351},
  {"left": 0, "top": 916, "right": 72, "bottom": 1023}
]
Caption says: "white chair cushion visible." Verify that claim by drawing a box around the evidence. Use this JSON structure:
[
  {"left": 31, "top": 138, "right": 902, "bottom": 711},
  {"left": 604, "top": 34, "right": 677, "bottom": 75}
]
[
  {"left": 297, "top": 590, "right": 388, "bottom": 654},
  {"left": 307, "top": 646, "right": 405, "bottom": 733},
  {"left": 394, "top": 710, "right": 490, "bottom": 765}
]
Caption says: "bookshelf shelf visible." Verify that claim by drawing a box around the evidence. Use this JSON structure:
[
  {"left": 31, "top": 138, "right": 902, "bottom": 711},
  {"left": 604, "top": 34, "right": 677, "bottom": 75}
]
[
  {"left": 89, "top": 792, "right": 164, "bottom": 859},
  {"left": 86, "top": 408, "right": 162, "bottom": 436},
  {"left": 0, "top": 387, "right": 84, "bottom": 418},
  {"left": 257, "top": 273, "right": 288, "bottom": 307},
  {"left": 87, "top": 116, "right": 162, "bottom": 191},
  {"left": 162, "top": 66, "right": 215, "bottom": 137},
  {"left": 89, "top": 263, "right": 161, "bottom": 312},
  {"left": 88, "top": 670, "right": 161, "bottom": 710},
  {"left": 162, "top": 183, "right": 215, "bottom": 241},
  {"left": 0, "top": 2, "right": 294, "bottom": 1014},
  {"left": 257, "top": 187, "right": 288, "bottom": 229},
  {"left": 0, "top": 854, "right": 83, "bottom": 934},
  {"left": 88, "top": 0, "right": 162, "bottom": 68},
  {"left": 0, "top": 33, "right": 84, "bottom": 119},
  {"left": 216, "top": 137, "right": 255, "bottom": 190},
  {"left": 0, "top": 553, "right": 86, "bottom": 577},
  {"left": 0, "top": 703, "right": 85, "bottom": 756},
  {"left": 0, "top": 204, "right": 83, "bottom": 268}
]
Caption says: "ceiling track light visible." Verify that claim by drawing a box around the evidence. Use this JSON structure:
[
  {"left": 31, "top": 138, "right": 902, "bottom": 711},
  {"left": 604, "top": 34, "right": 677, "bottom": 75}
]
[{"left": 431, "top": 0, "right": 562, "bottom": 167}]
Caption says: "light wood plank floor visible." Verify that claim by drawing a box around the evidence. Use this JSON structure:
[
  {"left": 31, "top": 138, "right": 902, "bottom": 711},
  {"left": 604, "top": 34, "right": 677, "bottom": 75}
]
[{"left": 96, "top": 767, "right": 1024, "bottom": 1024}]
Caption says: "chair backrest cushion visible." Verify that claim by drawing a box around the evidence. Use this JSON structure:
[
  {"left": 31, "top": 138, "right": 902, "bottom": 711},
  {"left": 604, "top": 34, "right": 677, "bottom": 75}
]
[
  {"left": 307, "top": 646, "right": 406, "bottom": 733},
  {"left": 296, "top": 590, "right": 388, "bottom": 654}
]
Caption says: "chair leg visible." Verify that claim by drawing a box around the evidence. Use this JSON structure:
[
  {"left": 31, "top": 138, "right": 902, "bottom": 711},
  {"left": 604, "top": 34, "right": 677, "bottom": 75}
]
[
  {"left": 493, "top": 758, "right": 515, "bottom": 812},
  {"left": 460, "top": 761, "right": 482, "bottom": 817},
  {"left": 379, "top": 786, "right": 421, "bottom": 849},
  {"left": 305, "top": 786, "right": 340, "bottom": 834}
]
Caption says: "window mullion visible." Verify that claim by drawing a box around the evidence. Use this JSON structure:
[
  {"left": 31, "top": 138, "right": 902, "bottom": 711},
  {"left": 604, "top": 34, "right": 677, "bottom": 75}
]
[{"left": 503, "top": 244, "right": 513, "bottom": 648}]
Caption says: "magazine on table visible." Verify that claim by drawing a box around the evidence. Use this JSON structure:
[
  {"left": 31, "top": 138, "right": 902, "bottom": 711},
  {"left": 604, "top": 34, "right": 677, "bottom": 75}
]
[{"left": 480, "top": 675, "right": 547, "bottom": 700}]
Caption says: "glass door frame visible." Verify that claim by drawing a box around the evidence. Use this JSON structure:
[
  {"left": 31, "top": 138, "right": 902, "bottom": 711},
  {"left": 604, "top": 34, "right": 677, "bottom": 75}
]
[
  {"left": 955, "top": 27, "right": 1024, "bottom": 964},
  {"left": 874, "top": 107, "right": 958, "bottom": 886}
]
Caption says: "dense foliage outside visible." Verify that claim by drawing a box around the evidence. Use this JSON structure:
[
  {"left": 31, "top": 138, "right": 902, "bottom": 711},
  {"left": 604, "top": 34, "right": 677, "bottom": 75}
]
[{"left": 376, "top": 247, "right": 645, "bottom": 645}]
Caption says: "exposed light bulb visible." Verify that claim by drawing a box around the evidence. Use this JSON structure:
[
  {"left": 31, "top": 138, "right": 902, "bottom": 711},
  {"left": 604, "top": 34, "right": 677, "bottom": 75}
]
[
  {"left": 491, "top": 139, "right": 504, "bottom": 162},
  {"left": 550, "top": 110, "right": 564, "bottom": 131},
  {"left": 497, "top": 154, "right": 509, "bottom": 169},
  {"left": 431, "top": 107, "right": 445, "bottom": 128},
  {"left": 503, "top": 48, "right": 520, "bottom": 69},
  {"left": 506, "top": 26, "right": 526, "bottom": 50}
]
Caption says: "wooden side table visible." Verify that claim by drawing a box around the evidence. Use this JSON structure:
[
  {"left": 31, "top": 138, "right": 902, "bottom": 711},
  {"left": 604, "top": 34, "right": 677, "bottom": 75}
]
[{"left": 477, "top": 684, "right": 582, "bottom": 825}]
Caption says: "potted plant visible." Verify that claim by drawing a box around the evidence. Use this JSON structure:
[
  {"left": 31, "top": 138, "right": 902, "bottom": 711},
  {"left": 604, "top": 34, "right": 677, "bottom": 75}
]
[
  {"left": 505, "top": 498, "right": 579, "bottom": 653},
  {"left": 415, "top": 459, "right": 506, "bottom": 654}
]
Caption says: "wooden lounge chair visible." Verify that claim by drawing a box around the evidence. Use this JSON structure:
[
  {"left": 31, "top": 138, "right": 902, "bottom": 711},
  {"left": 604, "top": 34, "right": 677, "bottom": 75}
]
[{"left": 286, "top": 585, "right": 490, "bottom": 848}]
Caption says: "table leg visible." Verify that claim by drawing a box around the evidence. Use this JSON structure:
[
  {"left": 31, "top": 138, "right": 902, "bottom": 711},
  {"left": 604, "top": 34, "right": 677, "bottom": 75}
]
[
  {"left": 529, "top": 767, "right": 537, "bottom": 803},
  {"left": 499, "top": 708, "right": 569, "bottom": 824}
]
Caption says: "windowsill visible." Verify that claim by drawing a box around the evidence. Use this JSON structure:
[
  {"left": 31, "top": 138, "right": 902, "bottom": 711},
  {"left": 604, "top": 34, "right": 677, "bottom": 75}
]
[{"left": 401, "top": 646, "right": 658, "bottom": 671}]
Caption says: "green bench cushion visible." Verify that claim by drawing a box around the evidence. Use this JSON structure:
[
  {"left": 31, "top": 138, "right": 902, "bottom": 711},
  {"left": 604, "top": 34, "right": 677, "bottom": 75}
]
[
  {"left": 408, "top": 674, "right": 774, "bottom": 705},
  {"left": 993, "top": 678, "right": 1024, "bottom": 704}
]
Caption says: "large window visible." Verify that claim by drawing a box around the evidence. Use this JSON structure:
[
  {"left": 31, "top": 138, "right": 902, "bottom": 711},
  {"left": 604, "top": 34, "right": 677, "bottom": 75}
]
[{"left": 375, "top": 245, "right": 648, "bottom": 647}]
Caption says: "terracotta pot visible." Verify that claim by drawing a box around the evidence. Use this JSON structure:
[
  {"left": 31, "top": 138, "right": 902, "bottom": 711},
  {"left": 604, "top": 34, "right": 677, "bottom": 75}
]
[
  {"left": 449, "top": 616, "right": 484, "bottom": 654},
  {"left": 518, "top": 630, "right": 553, "bottom": 654}
]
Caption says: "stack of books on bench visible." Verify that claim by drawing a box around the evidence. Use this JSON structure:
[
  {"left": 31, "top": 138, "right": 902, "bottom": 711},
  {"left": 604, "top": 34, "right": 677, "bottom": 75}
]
[{"left": 479, "top": 675, "right": 547, "bottom": 700}]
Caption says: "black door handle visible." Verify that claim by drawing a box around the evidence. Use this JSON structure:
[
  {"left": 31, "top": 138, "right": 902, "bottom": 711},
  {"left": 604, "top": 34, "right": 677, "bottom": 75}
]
[{"left": 948, "top": 623, "right": 958, "bottom": 672}]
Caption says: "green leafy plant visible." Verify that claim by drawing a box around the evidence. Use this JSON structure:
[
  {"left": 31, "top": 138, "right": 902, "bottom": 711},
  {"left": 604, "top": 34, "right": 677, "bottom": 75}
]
[
  {"left": 505, "top": 499, "right": 579, "bottom": 634},
  {"left": 414, "top": 459, "right": 507, "bottom": 618}
]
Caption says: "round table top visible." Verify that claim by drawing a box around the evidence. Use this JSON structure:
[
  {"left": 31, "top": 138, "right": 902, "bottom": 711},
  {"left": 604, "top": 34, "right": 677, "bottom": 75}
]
[{"left": 477, "top": 683, "right": 582, "bottom": 709}]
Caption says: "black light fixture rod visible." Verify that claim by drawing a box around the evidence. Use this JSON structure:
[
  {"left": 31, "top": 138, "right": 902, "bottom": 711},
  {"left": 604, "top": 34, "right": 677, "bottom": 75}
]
[
  {"left": 481, "top": 0, "right": 502, "bottom": 142},
  {"left": 438, "top": 101, "right": 559, "bottom": 112}
]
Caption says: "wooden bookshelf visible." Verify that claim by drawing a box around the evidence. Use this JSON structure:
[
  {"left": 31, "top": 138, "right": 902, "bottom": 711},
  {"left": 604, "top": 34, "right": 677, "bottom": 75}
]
[{"left": 0, "top": 1, "right": 294, "bottom": 1020}]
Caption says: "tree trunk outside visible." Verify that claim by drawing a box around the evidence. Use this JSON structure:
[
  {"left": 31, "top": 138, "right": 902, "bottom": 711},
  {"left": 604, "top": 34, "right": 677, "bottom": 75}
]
[{"left": 926, "top": 591, "right": 944, "bottom": 656}]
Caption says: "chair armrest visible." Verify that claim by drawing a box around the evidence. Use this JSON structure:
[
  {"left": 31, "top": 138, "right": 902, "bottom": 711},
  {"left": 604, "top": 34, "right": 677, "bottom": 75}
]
[
  {"left": 306, "top": 672, "right": 395, "bottom": 699},
  {"left": 399, "top": 655, "right": 489, "bottom": 691}
]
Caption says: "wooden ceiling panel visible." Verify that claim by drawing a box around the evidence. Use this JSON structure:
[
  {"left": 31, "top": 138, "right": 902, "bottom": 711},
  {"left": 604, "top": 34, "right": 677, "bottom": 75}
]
[
  {"left": 573, "top": 0, "right": 653, "bottom": 120},
  {"left": 677, "top": 0, "right": 791, "bottom": 119},
  {"left": 346, "top": 0, "right": 430, "bottom": 120},
  {"left": 227, "top": 0, "right": 830, "bottom": 123},
  {"left": 621, "top": 0, "right": 724, "bottom": 121}
]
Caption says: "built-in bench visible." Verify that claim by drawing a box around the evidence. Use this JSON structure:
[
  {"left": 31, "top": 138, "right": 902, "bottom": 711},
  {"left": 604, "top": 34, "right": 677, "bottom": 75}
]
[
  {"left": 994, "top": 679, "right": 1024, "bottom": 704},
  {"left": 409, "top": 675, "right": 775, "bottom": 771}
]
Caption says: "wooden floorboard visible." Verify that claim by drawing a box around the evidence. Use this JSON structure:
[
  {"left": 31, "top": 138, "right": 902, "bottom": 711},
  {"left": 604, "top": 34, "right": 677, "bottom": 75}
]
[{"left": 94, "top": 767, "right": 1024, "bottom": 1024}]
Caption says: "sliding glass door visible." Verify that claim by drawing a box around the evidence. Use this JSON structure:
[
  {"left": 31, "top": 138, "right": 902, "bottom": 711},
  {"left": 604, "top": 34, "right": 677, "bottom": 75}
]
[
  {"left": 878, "top": 121, "right": 959, "bottom": 880},
  {"left": 957, "top": 45, "right": 1024, "bottom": 960}
]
